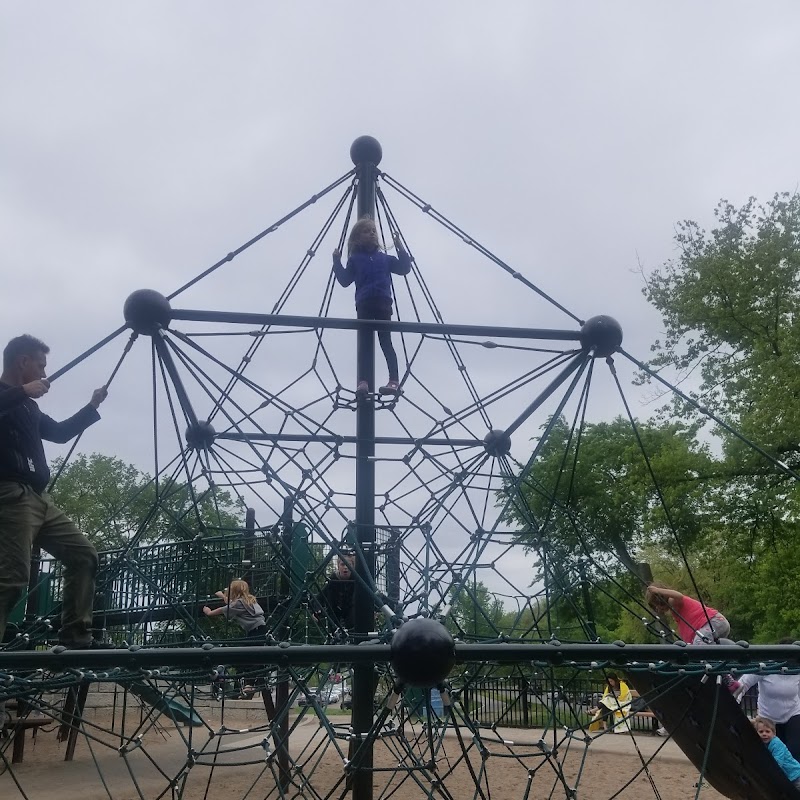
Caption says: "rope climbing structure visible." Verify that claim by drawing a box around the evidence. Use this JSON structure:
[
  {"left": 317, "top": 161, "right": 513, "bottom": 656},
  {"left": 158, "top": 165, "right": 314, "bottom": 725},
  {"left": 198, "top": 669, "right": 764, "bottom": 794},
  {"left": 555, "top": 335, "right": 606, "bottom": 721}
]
[{"left": 0, "top": 136, "right": 798, "bottom": 800}]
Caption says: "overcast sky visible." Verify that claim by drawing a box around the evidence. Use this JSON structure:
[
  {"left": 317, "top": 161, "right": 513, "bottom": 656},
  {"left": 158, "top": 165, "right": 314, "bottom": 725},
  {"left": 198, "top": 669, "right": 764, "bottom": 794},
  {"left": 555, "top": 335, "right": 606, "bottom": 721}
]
[{"left": 3, "top": 3, "right": 800, "bottom": 604}]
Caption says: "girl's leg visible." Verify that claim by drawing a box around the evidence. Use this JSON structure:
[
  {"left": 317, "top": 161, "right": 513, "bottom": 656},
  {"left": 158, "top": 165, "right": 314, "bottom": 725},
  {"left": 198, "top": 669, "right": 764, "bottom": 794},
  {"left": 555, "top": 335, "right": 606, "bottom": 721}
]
[
  {"left": 355, "top": 303, "right": 376, "bottom": 390},
  {"left": 691, "top": 614, "right": 730, "bottom": 644},
  {"left": 245, "top": 625, "right": 268, "bottom": 688},
  {"left": 368, "top": 302, "right": 400, "bottom": 384},
  {"left": 592, "top": 705, "right": 612, "bottom": 729},
  {"left": 692, "top": 615, "right": 739, "bottom": 691},
  {"left": 355, "top": 301, "right": 400, "bottom": 390},
  {"left": 377, "top": 329, "right": 399, "bottom": 383}
]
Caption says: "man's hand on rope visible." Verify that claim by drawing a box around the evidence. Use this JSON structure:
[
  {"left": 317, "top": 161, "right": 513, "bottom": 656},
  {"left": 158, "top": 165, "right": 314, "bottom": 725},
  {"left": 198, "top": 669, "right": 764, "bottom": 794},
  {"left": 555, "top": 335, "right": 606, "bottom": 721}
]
[
  {"left": 90, "top": 386, "right": 109, "bottom": 409},
  {"left": 23, "top": 379, "right": 50, "bottom": 398}
]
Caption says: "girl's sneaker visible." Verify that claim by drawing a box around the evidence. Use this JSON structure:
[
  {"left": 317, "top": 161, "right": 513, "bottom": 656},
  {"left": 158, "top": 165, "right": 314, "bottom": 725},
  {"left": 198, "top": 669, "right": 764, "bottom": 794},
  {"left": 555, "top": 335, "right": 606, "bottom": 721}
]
[
  {"left": 379, "top": 380, "right": 401, "bottom": 395},
  {"left": 356, "top": 381, "right": 370, "bottom": 395}
]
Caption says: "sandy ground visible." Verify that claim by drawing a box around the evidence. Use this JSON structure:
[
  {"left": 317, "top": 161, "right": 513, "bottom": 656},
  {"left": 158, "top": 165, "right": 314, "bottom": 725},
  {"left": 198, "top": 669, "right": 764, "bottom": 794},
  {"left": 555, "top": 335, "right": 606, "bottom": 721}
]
[{"left": 0, "top": 707, "right": 724, "bottom": 800}]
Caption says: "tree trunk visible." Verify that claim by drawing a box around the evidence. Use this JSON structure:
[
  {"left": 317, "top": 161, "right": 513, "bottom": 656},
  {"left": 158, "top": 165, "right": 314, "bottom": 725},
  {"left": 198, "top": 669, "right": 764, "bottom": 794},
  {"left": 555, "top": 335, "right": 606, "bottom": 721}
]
[{"left": 608, "top": 534, "right": 652, "bottom": 586}]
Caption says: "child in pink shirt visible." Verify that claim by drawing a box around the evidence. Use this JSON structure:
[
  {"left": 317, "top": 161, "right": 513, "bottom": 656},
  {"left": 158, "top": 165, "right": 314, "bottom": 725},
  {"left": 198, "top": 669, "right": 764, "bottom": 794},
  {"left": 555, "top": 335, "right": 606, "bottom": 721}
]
[
  {"left": 645, "top": 582, "right": 731, "bottom": 645},
  {"left": 645, "top": 581, "right": 740, "bottom": 736},
  {"left": 645, "top": 581, "right": 731, "bottom": 644}
]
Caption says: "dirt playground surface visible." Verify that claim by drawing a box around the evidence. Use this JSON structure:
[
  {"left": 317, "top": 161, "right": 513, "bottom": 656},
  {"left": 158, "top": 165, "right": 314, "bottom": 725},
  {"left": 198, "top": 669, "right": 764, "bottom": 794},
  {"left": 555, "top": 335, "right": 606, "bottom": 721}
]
[{"left": 0, "top": 709, "right": 725, "bottom": 800}]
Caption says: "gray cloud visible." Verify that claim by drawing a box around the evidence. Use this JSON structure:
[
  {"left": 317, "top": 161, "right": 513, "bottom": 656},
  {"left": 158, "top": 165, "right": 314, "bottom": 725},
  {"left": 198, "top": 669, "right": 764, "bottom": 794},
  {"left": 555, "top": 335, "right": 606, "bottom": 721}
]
[{"left": 3, "top": 2, "right": 799, "bottom": 598}]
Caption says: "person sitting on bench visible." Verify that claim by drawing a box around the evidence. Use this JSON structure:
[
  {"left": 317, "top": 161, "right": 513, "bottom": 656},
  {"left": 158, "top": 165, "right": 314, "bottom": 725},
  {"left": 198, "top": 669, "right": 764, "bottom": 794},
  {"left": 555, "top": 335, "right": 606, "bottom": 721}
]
[{"left": 590, "top": 674, "right": 632, "bottom": 733}]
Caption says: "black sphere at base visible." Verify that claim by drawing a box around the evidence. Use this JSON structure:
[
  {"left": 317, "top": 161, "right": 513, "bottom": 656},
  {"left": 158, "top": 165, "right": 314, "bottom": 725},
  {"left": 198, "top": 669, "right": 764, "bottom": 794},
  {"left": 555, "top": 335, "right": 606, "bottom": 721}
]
[
  {"left": 350, "top": 135, "right": 382, "bottom": 166},
  {"left": 186, "top": 420, "right": 216, "bottom": 451},
  {"left": 390, "top": 618, "right": 455, "bottom": 688},
  {"left": 124, "top": 289, "right": 172, "bottom": 336},
  {"left": 579, "top": 315, "right": 623, "bottom": 358},
  {"left": 483, "top": 429, "right": 511, "bottom": 458}
]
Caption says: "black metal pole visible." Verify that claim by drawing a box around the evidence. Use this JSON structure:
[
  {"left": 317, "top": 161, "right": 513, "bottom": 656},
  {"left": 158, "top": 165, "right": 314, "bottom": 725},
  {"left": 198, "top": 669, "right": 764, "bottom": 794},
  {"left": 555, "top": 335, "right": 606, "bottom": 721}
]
[
  {"left": 215, "top": 432, "right": 484, "bottom": 448},
  {"left": 170, "top": 308, "right": 583, "bottom": 343},
  {"left": 4, "top": 642, "right": 800, "bottom": 670},
  {"left": 276, "top": 497, "right": 293, "bottom": 791},
  {"left": 578, "top": 560, "right": 597, "bottom": 641},
  {"left": 501, "top": 351, "right": 588, "bottom": 438},
  {"left": 243, "top": 508, "right": 255, "bottom": 587},
  {"left": 386, "top": 529, "right": 401, "bottom": 609},
  {"left": 350, "top": 135, "right": 381, "bottom": 800},
  {"left": 23, "top": 548, "right": 42, "bottom": 631},
  {"left": 153, "top": 333, "right": 200, "bottom": 428}
]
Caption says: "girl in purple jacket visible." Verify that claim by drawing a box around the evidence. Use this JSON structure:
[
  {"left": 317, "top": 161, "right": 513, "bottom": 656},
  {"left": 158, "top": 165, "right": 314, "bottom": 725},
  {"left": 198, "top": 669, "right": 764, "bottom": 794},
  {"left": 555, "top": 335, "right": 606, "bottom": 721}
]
[{"left": 333, "top": 218, "right": 411, "bottom": 395}]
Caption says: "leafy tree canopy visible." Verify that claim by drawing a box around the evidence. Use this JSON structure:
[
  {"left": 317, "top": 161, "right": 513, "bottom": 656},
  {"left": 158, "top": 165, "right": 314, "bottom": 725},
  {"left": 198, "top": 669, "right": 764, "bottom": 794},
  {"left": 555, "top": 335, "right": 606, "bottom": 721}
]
[
  {"left": 49, "top": 452, "right": 245, "bottom": 550},
  {"left": 644, "top": 192, "right": 800, "bottom": 469},
  {"left": 504, "top": 416, "right": 713, "bottom": 581},
  {"left": 447, "top": 579, "right": 506, "bottom": 640}
]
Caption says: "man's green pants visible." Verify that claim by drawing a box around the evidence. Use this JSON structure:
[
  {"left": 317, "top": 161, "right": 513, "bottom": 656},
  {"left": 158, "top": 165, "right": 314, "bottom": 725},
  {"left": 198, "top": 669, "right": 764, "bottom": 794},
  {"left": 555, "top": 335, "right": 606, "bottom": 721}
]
[{"left": 0, "top": 480, "right": 98, "bottom": 646}]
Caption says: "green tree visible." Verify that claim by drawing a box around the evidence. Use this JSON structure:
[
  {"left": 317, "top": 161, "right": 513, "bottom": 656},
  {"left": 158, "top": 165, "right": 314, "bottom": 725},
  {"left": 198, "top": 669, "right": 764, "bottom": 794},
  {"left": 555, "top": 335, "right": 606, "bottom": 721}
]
[
  {"left": 44, "top": 452, "right": 250, "bottom": 643},
  {"left": 644, "top": 192, "right": 800, "bottom": 467},
  {"left": 48, "top": 454, "right": 149, "bottom": 550},
  {"left": 499, "top": 194, "right": 800, "bottom": 646},
  {"left": 447, "top": 580, "right": 506, "bottom": 640},
  {"left": 640, "top": 192, "right": 800, "bottom": 642},
  {"left": 503, "top": 416, "right": 714, "bottom": 582},
  {"left": 49, "top": 452, "right": 245, "bottom": 550}
]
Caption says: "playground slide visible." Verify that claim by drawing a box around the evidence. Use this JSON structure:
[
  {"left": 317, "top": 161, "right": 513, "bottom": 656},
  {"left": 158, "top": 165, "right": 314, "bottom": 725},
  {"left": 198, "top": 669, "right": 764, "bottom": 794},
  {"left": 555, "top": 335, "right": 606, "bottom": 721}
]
[
  {"left": 125, "top": 681, "right": 204, "bottom": 727},
  {"left": 628, "top": 671, "right": 800, "bottom": 800}
]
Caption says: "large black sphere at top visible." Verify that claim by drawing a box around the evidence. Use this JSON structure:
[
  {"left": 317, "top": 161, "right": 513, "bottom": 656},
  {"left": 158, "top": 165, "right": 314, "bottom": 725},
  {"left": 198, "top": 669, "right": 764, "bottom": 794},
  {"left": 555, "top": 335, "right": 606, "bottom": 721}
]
[
  {"left": 350, "top": 135, "right": 382, "bottom": 166},
  {"left": 124, "top": 289, "right": 172, "bottom": 336},
  {"left": 579, "top": 315, "right": 623, "bottom": 358},
  {"left": 390, "top": 618, "right": 456, "bottom": 688},
  {"left": 186, "top": 420, "right": 216, "bottom": 451},
  {"left": 483, "top": 429, "right": 512, "bottom": 458}
]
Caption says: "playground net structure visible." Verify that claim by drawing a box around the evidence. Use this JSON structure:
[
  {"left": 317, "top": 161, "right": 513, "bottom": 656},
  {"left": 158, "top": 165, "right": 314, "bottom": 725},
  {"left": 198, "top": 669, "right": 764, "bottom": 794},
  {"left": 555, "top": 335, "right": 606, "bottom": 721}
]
[{"left": 1, "top": 136, "right": 799, "bottom": 800}]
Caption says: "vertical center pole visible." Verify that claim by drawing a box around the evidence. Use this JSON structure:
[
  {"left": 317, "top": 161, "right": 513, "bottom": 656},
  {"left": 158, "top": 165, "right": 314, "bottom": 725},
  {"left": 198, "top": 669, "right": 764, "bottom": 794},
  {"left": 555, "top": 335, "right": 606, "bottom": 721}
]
[
  {"left": 350, "top": 135, "right": 382, "bottom": 800},
  {"left": 276, "top": 497, "right": 293, "bottom": 792},
  {"left": 578, "top": 559, "right": 597, "bottom": 641},
  {"left": 243, "top": 507, "right": 255, "bottom": 587}
]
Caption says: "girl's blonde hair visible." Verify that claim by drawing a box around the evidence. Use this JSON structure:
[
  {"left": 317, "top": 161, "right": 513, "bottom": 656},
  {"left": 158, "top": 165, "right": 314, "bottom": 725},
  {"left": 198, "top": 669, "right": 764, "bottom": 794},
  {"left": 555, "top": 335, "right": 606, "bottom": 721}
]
[
  {"left": 347, "top": 217, "right": 381, "bottom": 257},
  {"left": 645, "top": 581, "right": 672, "bottom": 612},
  {"left": 227, "top": 579, "right": 257, "bottom": 606},
  {"left": 754, "top": 716, "right": 777, "bottom": 733}
]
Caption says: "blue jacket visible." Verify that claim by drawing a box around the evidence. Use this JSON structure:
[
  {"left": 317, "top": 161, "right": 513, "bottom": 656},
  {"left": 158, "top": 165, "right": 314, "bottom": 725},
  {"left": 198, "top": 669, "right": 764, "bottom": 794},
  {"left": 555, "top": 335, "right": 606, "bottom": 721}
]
[
  {"left": 333, "top": 248, "right": 411, "bottom": 307},
  {"left": 768, "top": 736, "right": 800, "bottom": 782}
]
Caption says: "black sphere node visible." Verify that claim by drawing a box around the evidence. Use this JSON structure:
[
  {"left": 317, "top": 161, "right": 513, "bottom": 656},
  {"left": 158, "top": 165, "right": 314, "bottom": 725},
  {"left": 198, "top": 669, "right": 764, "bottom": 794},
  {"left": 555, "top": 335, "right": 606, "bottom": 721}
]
[
  {"left": 186, "top": 420, "right": 216, "bottom": 451},
  {"left": 579, "top": 315, "right": 623, "bottom": 358},
  {"left": 350, "top": 135, "right": 383, "bottom": 166},
  {"left": 124, "top": 289, "right": 172, "bottom": 336},
  {"left": 483, "top": 429, "right": 511, "bottom": 458},
  {"left": 390, "top": 618, "right": 456, "bottom": 688}
]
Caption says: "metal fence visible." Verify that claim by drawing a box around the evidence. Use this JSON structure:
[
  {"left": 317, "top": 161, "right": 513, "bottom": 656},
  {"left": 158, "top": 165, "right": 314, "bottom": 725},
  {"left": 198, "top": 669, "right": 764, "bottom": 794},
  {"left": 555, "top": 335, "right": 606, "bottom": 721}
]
[
  {"left": 459, "top": 675, "right": 759, "bottom": 732},
  {"left": 7, "top": 521, "right": 401, "bottom": 645}
]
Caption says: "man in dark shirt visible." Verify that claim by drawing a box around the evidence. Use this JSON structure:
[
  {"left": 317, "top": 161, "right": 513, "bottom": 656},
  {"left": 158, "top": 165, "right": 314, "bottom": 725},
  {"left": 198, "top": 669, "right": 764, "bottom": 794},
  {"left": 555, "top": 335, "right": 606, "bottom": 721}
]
[
  {"left": 0, "top": 335, "right": 108, "bottom": 649},
  {"left": 313, "top": 550, "right": 397, "bottom": 634},
  {"left": 315, "top": 551, "right": 357, "bottom": 630}
]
